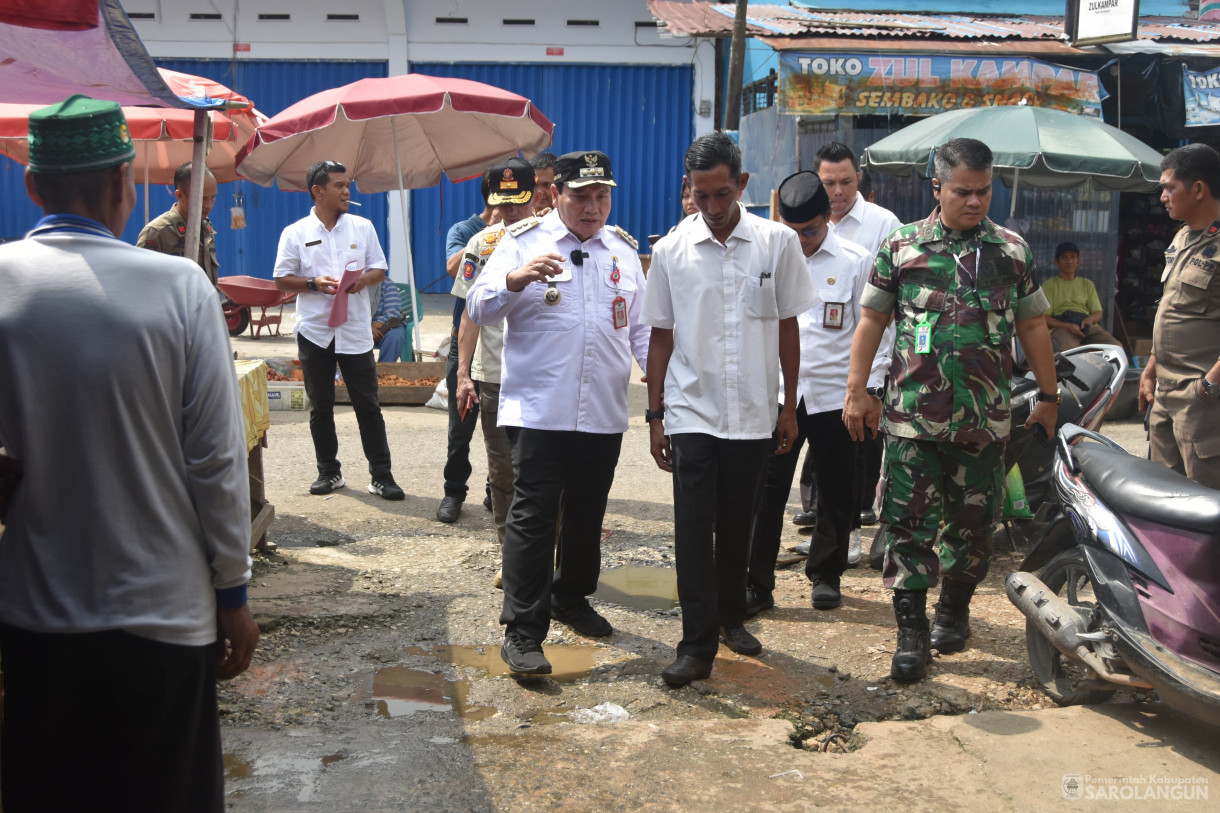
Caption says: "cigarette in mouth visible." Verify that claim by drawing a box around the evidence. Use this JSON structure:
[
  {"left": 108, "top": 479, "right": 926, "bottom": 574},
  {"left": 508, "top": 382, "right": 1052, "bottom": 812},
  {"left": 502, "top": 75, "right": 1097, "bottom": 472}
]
[{"left": 348, "top": 201, "right": 362, "bottom": 207}]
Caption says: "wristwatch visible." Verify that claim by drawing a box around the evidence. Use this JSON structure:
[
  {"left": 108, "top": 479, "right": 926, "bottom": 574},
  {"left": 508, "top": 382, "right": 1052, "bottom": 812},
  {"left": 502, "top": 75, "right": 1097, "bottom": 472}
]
[
  {"left": 1036, "top": 389, "right": 1061, "bottom": 404},
  {"left": 306, "top": 277, "right": 317, "bottom": 291},
  {"left": 1201, "top": 377, "right": 1220, "bottom": 400},
  {"left": 645, "top": 408, "right": 665, "bottom": 423},
  {"left": 865, "top": 386, "right": 885, "bottom": 399}
]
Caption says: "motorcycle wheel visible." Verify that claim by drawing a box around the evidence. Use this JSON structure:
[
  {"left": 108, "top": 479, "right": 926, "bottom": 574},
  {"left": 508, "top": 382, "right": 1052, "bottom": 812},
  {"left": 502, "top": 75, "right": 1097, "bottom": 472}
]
[
  {"left": 1026, "top": 547, "right": 1118, "bottom": 706},
  {"left": 225, "top": 305, "right": 250, "bottom": 337}
]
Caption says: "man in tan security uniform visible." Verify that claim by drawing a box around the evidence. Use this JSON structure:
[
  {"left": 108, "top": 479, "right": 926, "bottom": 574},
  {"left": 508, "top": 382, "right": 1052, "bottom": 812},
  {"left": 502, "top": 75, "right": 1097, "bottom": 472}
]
[
  {"left": 1140, "top": 143, "right": 1220, "bottom": 489},
  {"left": 137, "top": 161, "right": 220, "bottom": 286}
]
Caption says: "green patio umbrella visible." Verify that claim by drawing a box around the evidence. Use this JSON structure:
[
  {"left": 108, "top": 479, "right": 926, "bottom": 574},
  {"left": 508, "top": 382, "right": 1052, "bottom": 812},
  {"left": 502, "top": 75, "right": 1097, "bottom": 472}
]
[{"left": 862, "top": 105, "right": 1163, "bottom": 211}]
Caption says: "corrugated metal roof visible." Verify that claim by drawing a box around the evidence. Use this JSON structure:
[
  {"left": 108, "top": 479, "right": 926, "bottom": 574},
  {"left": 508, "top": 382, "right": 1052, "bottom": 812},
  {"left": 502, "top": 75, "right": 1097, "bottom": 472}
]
[{"left": 648, "top": 1, "right": 1220, "bottom": 48}]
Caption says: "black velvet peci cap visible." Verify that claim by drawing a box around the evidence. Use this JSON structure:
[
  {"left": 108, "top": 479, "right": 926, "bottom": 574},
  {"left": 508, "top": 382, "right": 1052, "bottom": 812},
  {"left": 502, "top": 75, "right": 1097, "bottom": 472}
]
[{"left": 778, "top": 171, "right": 831, "bottom": 223}]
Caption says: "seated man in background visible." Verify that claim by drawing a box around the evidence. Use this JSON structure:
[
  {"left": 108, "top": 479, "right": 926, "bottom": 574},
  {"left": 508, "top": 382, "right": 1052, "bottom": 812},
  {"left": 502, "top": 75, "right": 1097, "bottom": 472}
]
[
  {"left": 370, "top": 277, "right": 407, "bottom": 363},
  {"left": 1042, "top": 241, "right": 1121, "bottom": 350}
]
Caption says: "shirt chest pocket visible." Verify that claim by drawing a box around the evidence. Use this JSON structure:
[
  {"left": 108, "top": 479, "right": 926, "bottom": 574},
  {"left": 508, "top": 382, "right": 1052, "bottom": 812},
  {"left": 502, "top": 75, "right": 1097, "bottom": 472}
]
[
  {"left": 1173, "top": 265, "right": 1216, "bottom": 315},
  {"left": 747, "top": 275, "right": 779, "bottom": 319},
  {"left": 977, "top": 286, "right": 1016, "bottom": 346},
  {"left": 597, "top": 266, "right": 636, "bottom": 336},
  {"left": 512, "top": 282, "right": 580, "bottom": 332}
]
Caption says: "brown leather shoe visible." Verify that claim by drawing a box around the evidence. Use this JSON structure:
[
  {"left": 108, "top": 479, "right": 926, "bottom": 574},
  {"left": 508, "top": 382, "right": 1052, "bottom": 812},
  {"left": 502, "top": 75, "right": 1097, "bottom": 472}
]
[{"left": 661, "top": 655, "right": 713, "bottom": 687}]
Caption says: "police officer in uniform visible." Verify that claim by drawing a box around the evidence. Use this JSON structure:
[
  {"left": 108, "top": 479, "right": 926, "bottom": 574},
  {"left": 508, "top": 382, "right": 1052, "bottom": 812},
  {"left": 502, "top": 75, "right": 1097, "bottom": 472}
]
[
  {"left": 1140, "top": 143, "right": 1220, "bottom": 489},
  {"left": 136, "top": 161, "right": 220, "bottom": 286},
  {"left": 844, "top": 138, "right": 1058, "bottom": 683},
  {"left": 466, "top": 150, "right": 650, "bottom": 676}
]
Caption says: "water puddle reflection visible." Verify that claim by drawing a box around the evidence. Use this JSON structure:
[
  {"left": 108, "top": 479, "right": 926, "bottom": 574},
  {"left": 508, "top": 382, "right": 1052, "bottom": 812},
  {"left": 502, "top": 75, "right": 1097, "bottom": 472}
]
[
  {"left": 594, "top": 566, "right": 679, "bottom": 611},
  {"left": 223, "top": 753, "right": 253, "bottom": 780},
  {"left": 352, "top": 666, "right": 497, "bottom": 720}
]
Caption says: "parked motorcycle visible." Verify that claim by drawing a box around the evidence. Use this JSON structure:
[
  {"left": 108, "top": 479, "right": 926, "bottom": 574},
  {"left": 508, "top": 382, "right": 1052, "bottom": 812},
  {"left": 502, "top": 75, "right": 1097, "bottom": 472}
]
[
  {"left": 868, "top": 344, "right": 1128, "bottom": 569},
  {"left": 1006, "top": 423, "right": 1220, "bottom": 726}
]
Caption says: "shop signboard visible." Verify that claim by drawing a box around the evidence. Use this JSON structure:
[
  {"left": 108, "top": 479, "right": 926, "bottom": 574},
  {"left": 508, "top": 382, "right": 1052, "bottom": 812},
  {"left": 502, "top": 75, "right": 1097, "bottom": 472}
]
[
  {"left": 779, "top": 53, "right": 1106, "bottom": 119},
  {"left": 1183, "top": 64, "right": 1220, "bottom": 127},
  {"left": 1065, "top": 0, "right": 1141, "bottom": 47}
]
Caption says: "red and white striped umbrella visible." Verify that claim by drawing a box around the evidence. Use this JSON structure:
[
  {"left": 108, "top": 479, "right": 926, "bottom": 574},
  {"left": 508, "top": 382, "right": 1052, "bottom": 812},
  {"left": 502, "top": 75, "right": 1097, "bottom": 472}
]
[{"left": 235, "top": 73, "right": 554, "bottom": 193}]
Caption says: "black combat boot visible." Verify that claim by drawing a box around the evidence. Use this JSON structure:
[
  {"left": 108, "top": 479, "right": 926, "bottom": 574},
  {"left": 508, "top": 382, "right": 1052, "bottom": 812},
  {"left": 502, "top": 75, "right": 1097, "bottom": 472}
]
[
  {"left": 929, "top": 579, "right": 976, "bottom": 654},
  {"left": 891, "top": 589, "right": 930, "bottom": 683}
]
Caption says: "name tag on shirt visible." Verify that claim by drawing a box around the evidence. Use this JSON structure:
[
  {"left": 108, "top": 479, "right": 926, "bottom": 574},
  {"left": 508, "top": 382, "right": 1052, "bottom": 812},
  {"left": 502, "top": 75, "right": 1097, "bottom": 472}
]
[
  {"left": 824, "top": 302, "right": 845, "bottom": 330},
  {"left": 305, "top": 239, "right": 321, "bottom": 247}
]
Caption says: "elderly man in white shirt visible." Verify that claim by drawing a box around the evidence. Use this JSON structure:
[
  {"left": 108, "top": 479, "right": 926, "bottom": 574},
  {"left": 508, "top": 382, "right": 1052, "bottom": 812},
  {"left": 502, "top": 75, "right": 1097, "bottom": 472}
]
[
  {"left": 643, "top": 133, "right": 817, "bottom": 687},
  {"left": 792, "top": 142, "right": 904, "bottom": 531},
  {"left": 467, "top": 150, "right": 649, "bottom": 676},
  {"left": 746, "top": 171, "right": 889, "bottom": 618},
  {"left": 273, "top": 160, "right": 403, "bottom": 501}
]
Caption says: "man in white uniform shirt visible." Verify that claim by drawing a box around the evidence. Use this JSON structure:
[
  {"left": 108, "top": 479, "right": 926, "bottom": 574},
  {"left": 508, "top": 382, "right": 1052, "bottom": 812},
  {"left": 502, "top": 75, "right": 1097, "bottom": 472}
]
[
  {"left": 273, "top": 160, "right": 404, "bottom": 500},
  {"left": 643, "top": 133, "right": 817, "bottom": 687},
  {"left": 795, "top": 142, "right": 903, "bottom": 530},
  {"left": 467, "top": 150, "right": 649, "bottom": 675},
  {"left": 746, "top": 171, "right": 888, "bottom": 617}
]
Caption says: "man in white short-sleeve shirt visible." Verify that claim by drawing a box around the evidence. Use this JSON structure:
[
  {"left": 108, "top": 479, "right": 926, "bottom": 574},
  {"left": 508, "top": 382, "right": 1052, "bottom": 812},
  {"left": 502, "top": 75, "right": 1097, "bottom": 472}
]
[
  {"left": 746, "top": 171, "right": 888, "bottom": 619},
  {"left": 642, "top": 132, "right": 816, "bottom": 687},
  {"left": 273, "top": 160, "right": 403, "bottom": 501},
  {"left": 804, "top": 142, "right": 903, "bottom": 531}
]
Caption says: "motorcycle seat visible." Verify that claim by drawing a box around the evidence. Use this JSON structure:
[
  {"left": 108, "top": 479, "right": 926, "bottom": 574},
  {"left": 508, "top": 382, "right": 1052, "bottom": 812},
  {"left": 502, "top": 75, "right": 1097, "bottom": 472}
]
[{"left": 1074, "top": 443, "right": 1220, "bottom": 535}]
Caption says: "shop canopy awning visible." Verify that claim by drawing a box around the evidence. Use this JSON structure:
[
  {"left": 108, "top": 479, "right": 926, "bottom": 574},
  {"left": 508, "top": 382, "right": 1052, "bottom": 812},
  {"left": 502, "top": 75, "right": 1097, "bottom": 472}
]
[{"left": 0, "top": 0, "right": 226, "bottom": 109}]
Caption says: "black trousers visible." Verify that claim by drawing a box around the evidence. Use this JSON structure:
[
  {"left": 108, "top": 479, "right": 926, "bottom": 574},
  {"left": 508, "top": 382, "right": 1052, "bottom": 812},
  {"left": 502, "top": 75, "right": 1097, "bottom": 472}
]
[
  {"left": 858, "top": 433, "right": 883, "bottom": 513},
  {"left": 500, "top": 428, "right": 622, "bottom": 642},
  {"left": 670, "top": 432, "right": 770, "bottom": 660},
  {"left": 298, "top": 334, "right": 391, "bottom": 479},
  {"left": 749, "top": 403, "right": 860, "bottom": 594},
  {"left": 443, "top": 331, "right": 480, "bottom": 498},
  {"left": 0, "top": 623, "right": 222, "bottom": 813}
]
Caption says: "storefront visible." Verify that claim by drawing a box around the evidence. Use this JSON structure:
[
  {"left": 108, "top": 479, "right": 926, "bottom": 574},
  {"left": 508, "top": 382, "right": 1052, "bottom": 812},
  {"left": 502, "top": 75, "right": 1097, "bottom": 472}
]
[{"left": 648, "top": 2, "right": 1220, "bottom": 348}]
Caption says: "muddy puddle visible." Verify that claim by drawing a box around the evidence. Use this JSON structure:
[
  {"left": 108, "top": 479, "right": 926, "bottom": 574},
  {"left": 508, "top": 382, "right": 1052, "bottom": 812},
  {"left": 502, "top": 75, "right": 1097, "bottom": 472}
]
[
  {"left": 353, "top": 666, "right": 497, "bottom": 720},
  {"left": 403, "top": 642, "right": 630, "bottom": 683},
  {"left": 593, "top": 566, "right": 678, "bottom": 611}
]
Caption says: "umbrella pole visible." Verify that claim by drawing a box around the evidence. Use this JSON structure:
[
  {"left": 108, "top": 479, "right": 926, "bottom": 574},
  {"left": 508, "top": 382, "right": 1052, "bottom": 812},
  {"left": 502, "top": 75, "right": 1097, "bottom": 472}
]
[
  {"left": 184, "top": 110, "right": 210, "bottom": 267},
  {"left": 390, "top": 119, "right": 422, "bottom": 359},
  {"left": 1010, "top": 167, "right": 1020, "bottom": 218},
  {"left": 144, "top": 159, "right": 150, "bottom": 225}
]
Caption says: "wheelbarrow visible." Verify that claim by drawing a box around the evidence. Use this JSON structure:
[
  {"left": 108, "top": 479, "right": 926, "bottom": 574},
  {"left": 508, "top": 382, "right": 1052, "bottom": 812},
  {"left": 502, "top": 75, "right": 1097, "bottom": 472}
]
[{"left": 217, "top": 275, "right": 296, "bottom": 339}]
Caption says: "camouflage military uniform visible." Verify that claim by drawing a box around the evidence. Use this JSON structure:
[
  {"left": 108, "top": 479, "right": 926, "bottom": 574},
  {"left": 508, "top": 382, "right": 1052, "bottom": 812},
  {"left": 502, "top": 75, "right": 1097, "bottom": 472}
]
[
  {"left": 860, "top": 207, "right": 1049, "bottom": 590},
  {"left": 136, "top": 204, "right": 219, "bottom": 286}
]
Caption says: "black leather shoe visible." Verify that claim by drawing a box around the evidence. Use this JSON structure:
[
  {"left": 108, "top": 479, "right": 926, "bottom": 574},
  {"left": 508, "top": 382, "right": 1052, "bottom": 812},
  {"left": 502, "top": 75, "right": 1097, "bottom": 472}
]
[
  {"left": 744, "top": 586, "right": 774, "bottom": 619},
  {"left": 792, "top": 510, "right": 816, "bottom": 527},
  {"left": 859, "top": 508, "right": 879, "bottom": 526},
  {"left": 551, "top": 599, "right": 613, "bottom": 637},
  {"left": 794, "top": 540, "right": 811, "bottom": 556},
  {"left": 436, "top": 495, "right": 462, "bottom": 523},
  {"left": 500, "top": 629, "right": 551, "bottom": 674},
  {"left": 661, "top": 655, "right": 713, "bottom": 687},
  {"left": 719, "top": 625, "right": 762, "bottom": 656},
  {"left": 811, "top": 577, "right": 841, "bottom": 610}
]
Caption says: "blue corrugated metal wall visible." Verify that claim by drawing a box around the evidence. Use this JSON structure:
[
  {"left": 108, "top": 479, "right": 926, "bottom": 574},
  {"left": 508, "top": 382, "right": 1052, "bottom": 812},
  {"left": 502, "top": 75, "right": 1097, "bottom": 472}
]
[
  {"left": 0, "top": 60, "right": 388, "bottom": 279},
  {"left": 408, "top": 63, "right": 694, "bottom": 292}
]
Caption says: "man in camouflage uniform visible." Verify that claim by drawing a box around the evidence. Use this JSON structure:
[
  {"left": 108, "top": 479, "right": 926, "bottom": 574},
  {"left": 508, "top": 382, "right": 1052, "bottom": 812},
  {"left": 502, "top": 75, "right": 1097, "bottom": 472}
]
[
  {"left": 136, "top": 161, "right": 220, "bottom": 286},
  {"left": 1139, "top": 144, "right": 1220, "bottom": 490},
  {"left": 451, "top": 157, "right": 539, "bottom": 586},
  {"left": 844, "top": 138, "right": 1059, "bottom": 683}
]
